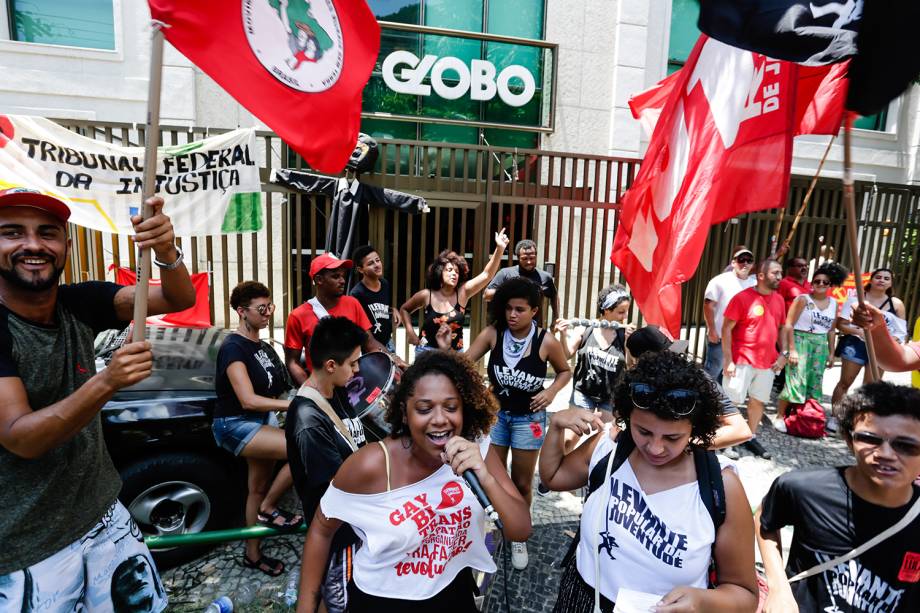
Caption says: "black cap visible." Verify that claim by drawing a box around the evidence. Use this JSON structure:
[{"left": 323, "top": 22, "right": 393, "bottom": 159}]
[{"left": 625, "top": 325, "right": 690, "bottom": 359}]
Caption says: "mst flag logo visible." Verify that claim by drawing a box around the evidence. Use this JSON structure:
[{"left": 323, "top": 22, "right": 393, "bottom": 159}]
[{"left": 243, "top": 0, "right": 344, "bottom": 92}]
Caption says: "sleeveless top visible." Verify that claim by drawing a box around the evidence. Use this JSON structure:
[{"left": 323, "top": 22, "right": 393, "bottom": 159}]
[
  {"left": 576, "top": 426, "right": 734, "bottom": 603},
  {"left": 320, "top": 438, "right": 496, "bottom": 601},
  {"left": 841, "top": 294, "right": 908, "bottom": 342},
  {"left": 487, "top": 327, "right": 548, "bottom": 414},
  {"left": 420, "top": 290, "right": 466, "bottom": 351},
  {"left": 573, "top": 327, "right": 626, "bottom": 403},
  {"left": 793, "top": 294, "right": 838, "bottom": 334}
]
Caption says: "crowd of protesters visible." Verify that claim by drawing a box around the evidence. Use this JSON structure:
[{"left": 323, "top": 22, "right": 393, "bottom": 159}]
[{"left": 1, "top": 186, "right": 918, "bottom": 613}]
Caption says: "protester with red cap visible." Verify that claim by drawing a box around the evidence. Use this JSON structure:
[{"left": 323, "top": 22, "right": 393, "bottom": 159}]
[
  {"left": 284, "top": 253, "right": 390, "bottom": 385},
  {"left": 0, "top": 188, "right": 194, "bottom": 611}
]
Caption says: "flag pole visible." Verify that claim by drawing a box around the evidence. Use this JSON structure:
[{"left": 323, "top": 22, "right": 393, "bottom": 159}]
[
  {"left": 841, "top": 112, "right": 880, "bottom": 380},
  {"left": 131, "top": 24, "right": 165, "bottom": 343},
  {"left": 773, "top": 135, "right": 835, "bottom": 258}
]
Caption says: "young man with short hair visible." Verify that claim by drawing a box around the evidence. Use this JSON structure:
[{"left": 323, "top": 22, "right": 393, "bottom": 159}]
[
  {"left": 757, "top": 382, "right": 920, "bottom": 612},
  {"left": 286, "top": 317, "right": 368, "bottom": 613},
  {"left": 349, "top": 244, "right": 399, "bottom": 352},
  {"left": 703, "top": 247, "right": 757, "bottom": 382},
  {"left": 722, "top": 258, "right": 787, "bottom": 459},
  {"left": 284, "top": 253, "right": 383, "bottom": 385}
]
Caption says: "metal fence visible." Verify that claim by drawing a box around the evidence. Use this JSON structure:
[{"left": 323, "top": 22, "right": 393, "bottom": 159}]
[{"left": 57, "top": 120, "right": 920, "bottom": 361}]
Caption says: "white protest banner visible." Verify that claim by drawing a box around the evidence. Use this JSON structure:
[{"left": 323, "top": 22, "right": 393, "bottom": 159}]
[{"left": 0, "top": 115, "right": 262, "bottom": 236}]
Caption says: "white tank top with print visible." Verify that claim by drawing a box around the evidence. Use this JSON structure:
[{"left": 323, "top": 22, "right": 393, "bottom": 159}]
[{"left": 793, "top": 294, "right": 838, "bottom": 334}]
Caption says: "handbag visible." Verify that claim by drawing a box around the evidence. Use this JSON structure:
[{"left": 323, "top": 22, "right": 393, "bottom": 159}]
[{"left": 784, "top": 399, "right": 827, "bottom": 438}]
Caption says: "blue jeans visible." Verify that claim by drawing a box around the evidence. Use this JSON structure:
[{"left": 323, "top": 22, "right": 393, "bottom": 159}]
[{"left": 704, "top": 341, "right": 724, "bottom": 385}]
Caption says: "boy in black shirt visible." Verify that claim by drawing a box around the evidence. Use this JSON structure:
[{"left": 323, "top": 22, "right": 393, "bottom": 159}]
[
  {"left": 286, "top": 317, "right": 367, "bottom": 613},
  {"left": 757, "top": 382, "right": 920, "bottom": 613},
  {"left": 349, "top": 244, "right": 398, "bottom": 351}
]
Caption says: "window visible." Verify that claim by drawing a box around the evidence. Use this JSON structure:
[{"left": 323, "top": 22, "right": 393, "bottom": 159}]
[
  {"left": 362, "top": 0, "right": 544, "bottom": 148},
  {"left": 8, "top": 0, "right": 115, "bottom": 50}
]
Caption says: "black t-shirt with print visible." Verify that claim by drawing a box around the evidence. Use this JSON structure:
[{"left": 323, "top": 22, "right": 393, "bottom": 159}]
[
  {"left": 214, "top": 334, "right": 290, "bottom": 418},
  {"left": 760, "top": 466, "right": 920, "bottom": 612},
  {"left": 285, "top": 388, "right": 366, "bottom": 551},
  {"left": 349, "top": 278, "right": 392, "bottom": 346}
]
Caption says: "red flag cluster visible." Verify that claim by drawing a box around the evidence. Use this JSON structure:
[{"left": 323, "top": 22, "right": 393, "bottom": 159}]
[
  {"left": 611, "top": 35, "right": 847, "bottom": 336},
  {"left": 148, "top": 0, "right": 380, "bottom": 174}
]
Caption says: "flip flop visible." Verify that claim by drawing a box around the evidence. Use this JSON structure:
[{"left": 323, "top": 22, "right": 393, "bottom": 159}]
[
  {"left": 256, "top": 508, "right": 303, "bottom": 531},
  {"left": 241, "top": 553, "right": 285, "bottom": 577}
]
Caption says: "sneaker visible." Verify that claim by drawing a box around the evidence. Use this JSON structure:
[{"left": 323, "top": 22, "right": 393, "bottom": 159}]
[
  {"left": 510, "top": 541, "right": 528, "bottom": 570},
  {"left": 720, "top": 446, "right": 740, "bottom": 460},
  {"left": 536, "top": 482, "right": 550, "bottom": 497},
  {"left": 773, "top": 418, "right": 787, "bottom": 433},
  {"left": 742, "top": 438, "right": 772, "bottom": 459}
]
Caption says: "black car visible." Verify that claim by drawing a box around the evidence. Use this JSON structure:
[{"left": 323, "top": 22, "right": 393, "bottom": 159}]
[{"left": 100, "top": 326, "right": 246, "bottom": 568}]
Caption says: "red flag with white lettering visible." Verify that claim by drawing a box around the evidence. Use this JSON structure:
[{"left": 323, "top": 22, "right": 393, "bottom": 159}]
[
  {"left": 148, "top": 0, "right": 380, "bottom": 174},
  {"left": 611, "top": 35, "right": 846, "bottom": 336}
]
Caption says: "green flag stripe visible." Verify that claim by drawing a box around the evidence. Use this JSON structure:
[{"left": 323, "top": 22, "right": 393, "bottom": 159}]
[{"left": 221, "top": 192, "right": 263, "bottom": 233}]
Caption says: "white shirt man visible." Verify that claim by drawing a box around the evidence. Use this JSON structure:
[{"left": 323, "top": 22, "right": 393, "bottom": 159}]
[{"left": 703, "top": 247, "right": 756, "bottom": 383}]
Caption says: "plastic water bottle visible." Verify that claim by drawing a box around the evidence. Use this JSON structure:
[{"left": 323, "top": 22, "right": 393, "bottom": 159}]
[
  {"left": 204, "top": 596, "right": 233, "bottom": 613},
  {"left": 283, "top": 568, "right": 300, "bottom": 608},
  {"left": 235, "top": 581, "right": 259, "bottom": 606}
]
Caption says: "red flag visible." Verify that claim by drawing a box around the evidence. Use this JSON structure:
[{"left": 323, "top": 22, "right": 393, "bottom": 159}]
[
  {"left": 612, "top": 35, "right": 846, "bottom": 336},
  {"left": 148, "top": 0, "right": 380, "bottom": 174},
  {"left": 113, "top": 266, "right": 212, "bottom": 328}
]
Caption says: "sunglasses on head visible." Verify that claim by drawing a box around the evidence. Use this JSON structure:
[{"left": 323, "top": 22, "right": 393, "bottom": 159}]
[
  {"left": 851, "top": 431, "right": 920, "bottom": 457},
  {"left": 629, "top": 382, "right": 698, "bottom": 417}
]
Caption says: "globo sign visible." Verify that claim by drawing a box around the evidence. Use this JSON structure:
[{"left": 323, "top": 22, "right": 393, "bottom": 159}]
[{"left": 382, "top": 50, "right": 537, "bottom": 108}]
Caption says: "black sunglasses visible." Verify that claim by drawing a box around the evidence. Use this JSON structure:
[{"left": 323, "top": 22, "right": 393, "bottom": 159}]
[
  {"left": 851, "top": 431, "right": 920, "bottom": 457},
  {"left": 735, "top": 257, "right": 754, "bottom": 264},
  {"left": 629, "top": 382, "right": 698, "bottom": 417}
]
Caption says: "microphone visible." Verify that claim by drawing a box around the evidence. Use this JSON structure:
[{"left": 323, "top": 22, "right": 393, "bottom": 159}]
[{"left": 462, "top": 470, "right": 503, "bottom": 531}]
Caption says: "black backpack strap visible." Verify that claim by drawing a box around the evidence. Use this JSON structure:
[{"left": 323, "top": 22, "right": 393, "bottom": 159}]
[
  {"left": 560, "top": 430, "right": 634, "bottom": 567},
  {"left": 692, "top": 448, "right": 726, "bottom": 531}
]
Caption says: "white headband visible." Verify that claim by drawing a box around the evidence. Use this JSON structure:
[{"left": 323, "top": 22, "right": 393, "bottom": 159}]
[{"left": 601, "top": 290, "right": 629, "bottom": 311}]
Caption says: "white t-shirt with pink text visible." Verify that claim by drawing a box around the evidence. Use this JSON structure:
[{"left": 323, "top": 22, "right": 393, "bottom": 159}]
[{"left": 320, "top": 437, "right": 496, "bottom": 600}]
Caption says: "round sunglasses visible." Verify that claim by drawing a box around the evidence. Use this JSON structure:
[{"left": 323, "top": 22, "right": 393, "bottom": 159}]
[
  {"left": 629, "top": 382, "right": 698, "bottom": 417},
  {"left": 242, "top": 303, "right": 275, "bottom": 316},
  {"left": 851, "top": 431, "right": 920, "bottom": 457}
]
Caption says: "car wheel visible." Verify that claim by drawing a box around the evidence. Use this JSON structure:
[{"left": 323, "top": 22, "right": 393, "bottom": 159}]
[{"left": 119, "top": 451, "right": 241, "bottom": 569}]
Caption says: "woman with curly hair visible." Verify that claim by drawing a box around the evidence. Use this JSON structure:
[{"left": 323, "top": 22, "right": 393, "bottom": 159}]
[
  {"left": 297, "top": 351, "right": 531, "bottom": 613},
  {"left": 400, "top": 228, "right": 509, "bottom": 353},
  {"left": 539, "top": 351, "right": 758, "bottom": 613},
  {"left": 467, "top": 276, "right": 570, "bottom": 569},
  {"left": 775, "top": 262, "right": 848, "bottom": 429}
]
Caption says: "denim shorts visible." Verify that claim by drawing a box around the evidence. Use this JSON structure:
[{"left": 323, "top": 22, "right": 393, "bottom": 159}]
[
  {"left": 570, "top": 389, "right": 612, "bottom": 413},
  {"left": 836, "top": 334, "right": 868, "bottom": 366},
  {"left": 212, "top": 411, "right": 279, "bottom": 456},
  {"left": 489, "top": 409, "right": 547, "bottom": 450}
]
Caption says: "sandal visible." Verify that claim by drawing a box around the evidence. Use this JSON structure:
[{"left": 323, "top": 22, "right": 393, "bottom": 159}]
[
  {"left": 256, "top": 508, "right": 303, "bottom": 531},
  {"left": 241, "top": 553, "right": 285, "bottom": 577}
]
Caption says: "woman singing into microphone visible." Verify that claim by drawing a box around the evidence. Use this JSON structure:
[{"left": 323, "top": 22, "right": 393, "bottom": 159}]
[{"left": 297, "top": 351, "right": 531, "bottom": 612}]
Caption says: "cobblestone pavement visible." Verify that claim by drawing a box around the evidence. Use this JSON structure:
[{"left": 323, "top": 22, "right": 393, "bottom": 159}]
[{"left": 161, "top": 366, "right": 911, "bottom": 611}]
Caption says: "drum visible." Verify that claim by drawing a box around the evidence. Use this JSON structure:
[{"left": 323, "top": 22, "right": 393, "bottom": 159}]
[{"left": 346, "top": 352, "right": 400, "bottom": 441}]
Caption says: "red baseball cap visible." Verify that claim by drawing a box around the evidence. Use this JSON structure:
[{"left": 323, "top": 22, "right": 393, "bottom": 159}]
[
  {"left": 309, "top": 253, "right": 352, "bottom": 278},
  {"left": 0, "top": 187, "right": 71, "bottom": 222}
]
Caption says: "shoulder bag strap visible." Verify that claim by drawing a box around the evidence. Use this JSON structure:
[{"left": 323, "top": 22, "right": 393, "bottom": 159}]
[
  {"left": 377, "top": 440, "right": 392, "bottom": 492},
  {"left": 295, "top": 385, "right": 357, "bottom": 452},
  {"left": 789, "top": 494, "right": 920, "bottom": 583},
  {"left": 307, "top": 297, "right": 330, "bottom": 320}
]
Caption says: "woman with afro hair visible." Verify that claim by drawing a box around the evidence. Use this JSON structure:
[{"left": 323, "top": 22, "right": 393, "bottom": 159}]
[
  {"left": 298, "top": 350, "right": 531, "bottom": 612},
  {"left": 540, "top": 351, "right": 758, "bottom": 613}
]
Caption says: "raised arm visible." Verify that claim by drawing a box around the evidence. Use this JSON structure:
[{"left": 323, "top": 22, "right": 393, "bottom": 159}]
[
  {"left": 538, "top": 408, "right": 606, "bottom": 491},
  {"left": 553, "top": 319, "right": 585, "bottom": 358},
  {"left": 853, "top": 303, "right": 920, "bottom": 371},
  {"left": 113, "top": 197, "right": 195, "bottom": 320},
  {"left": 461, "top": 228, "right": 509, "bottom": 299},
  {"left": 0, "top": 342, "right": 152, "bottom": 459}
]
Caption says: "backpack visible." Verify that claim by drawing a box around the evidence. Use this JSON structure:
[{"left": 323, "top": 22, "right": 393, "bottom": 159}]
[
  {"left": 560, "top": 429, "right": 726, "bottom": 576},
  {"left": 783, "top": 399, "right": 826, "bottom": 438}
]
